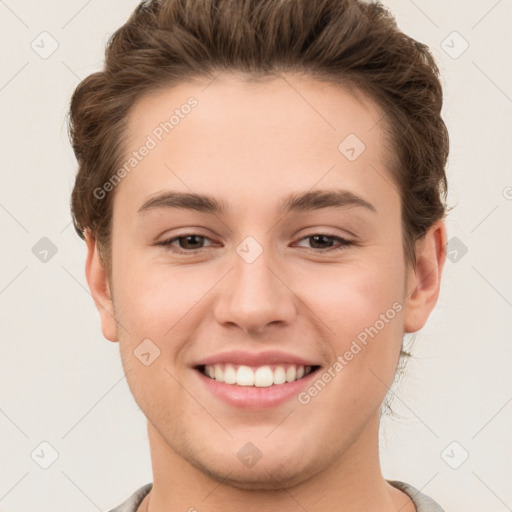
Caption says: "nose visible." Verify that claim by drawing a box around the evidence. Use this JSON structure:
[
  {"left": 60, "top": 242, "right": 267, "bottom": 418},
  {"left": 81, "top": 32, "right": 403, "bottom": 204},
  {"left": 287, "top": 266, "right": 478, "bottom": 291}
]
[{"left": 213, "top": 245, "right": 298, "bottom": 335}]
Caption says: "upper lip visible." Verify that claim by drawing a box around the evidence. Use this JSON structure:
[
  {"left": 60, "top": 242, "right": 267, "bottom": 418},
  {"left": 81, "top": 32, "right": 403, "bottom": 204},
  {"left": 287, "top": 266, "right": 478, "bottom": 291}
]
[{"left": 193, "top": 350, "right": 321, "bottom": 368}]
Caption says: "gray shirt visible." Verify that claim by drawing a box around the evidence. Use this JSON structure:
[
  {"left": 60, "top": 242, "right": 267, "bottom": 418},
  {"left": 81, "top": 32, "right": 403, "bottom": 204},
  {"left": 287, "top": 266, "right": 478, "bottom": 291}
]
[{"left": 107, "top": 480, "right": 446, "bottom": 511}]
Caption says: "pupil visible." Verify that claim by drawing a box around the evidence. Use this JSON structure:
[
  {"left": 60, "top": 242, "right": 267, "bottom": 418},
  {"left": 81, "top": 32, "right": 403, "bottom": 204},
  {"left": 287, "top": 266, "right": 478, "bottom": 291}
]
[
  {"left": 312, "top": 235, "right": 331, "bottom": 248},
  {"left": 182, "top": 235, "right": 202, "bottom": 249}
]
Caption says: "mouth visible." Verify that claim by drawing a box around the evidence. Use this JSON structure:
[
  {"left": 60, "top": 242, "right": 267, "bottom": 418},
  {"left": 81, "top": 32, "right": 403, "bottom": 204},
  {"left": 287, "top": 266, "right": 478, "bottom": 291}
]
[
  {"left": 191, "top": 350, "right": 323, "bottom": 408},
  {"left": 195, "top": 363, "right": 322, "bottom": 387}
]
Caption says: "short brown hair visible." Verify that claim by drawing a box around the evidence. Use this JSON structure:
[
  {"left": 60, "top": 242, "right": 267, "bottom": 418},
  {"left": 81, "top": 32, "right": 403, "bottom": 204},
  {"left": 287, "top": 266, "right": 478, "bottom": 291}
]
[{"left": 68, "top": 0, "right": 449, "bottom": 278}]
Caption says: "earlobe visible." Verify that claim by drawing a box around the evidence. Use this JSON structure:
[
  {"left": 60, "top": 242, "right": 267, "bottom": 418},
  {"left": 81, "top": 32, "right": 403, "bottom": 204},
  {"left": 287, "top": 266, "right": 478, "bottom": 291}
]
[
  {"left": 84, "top": 230, "right": 119, "bottom": 342},
  {"left": 403, "top": 220, "right": 447, "bottom": 333}
]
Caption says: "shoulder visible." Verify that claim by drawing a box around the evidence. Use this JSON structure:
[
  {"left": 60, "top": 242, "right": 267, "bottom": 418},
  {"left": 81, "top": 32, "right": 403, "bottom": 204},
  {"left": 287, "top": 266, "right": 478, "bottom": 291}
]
[
  {"left": 388, "top": 480, "right": 447, "bottom": 512},
  {"left": 107, "top": 480, "right": 446, "bottom": 512},
  {"left": 107, "top": 483, "right": 153, "bottom": 512}
]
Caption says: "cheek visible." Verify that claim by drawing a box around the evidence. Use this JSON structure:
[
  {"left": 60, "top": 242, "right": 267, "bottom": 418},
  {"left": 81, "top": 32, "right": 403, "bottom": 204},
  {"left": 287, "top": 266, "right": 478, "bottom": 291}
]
[
  {"left": 298, "top": 256, "right": 405, "bottom": 334},
  {"left": 295, "top": 266, "right": 406, "bottom": 423},
  {"left": 298, "top": 254, "right": 406, "bottom": 381},
  {"left": 111, "top": 260, "right": 203, "bottom": 412},
  {"left": 112, "top": 254, "right": 217, "bottom": 342}
]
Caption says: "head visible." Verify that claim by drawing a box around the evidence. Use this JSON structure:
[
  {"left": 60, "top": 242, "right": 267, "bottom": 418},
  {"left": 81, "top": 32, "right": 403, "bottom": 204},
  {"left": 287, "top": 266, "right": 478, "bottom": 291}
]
[{"left": 69, "top": 0, "right": 449, "bottom": 490}]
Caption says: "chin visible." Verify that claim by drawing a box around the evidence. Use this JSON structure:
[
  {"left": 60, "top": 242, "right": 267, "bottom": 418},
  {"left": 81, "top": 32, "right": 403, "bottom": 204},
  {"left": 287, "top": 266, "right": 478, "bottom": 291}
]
[
  {"left": 196, "top": 465, "right": 306, "bottom": 491},
  {"left": 186, "top": 450, "right": 318, "bottom": 491}
]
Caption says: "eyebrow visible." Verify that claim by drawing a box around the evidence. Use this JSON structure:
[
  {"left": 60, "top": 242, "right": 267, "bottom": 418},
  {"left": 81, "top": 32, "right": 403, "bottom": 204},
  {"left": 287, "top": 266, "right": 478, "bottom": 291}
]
[{"left": 137, "top": 189, "right": 377, "bottom": 216}]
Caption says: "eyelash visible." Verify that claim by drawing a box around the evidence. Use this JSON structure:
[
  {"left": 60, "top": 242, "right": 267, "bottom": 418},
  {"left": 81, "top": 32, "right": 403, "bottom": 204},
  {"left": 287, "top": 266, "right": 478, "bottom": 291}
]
[{"left": 156, "top": 233, "right": 353, "bottom": 255}]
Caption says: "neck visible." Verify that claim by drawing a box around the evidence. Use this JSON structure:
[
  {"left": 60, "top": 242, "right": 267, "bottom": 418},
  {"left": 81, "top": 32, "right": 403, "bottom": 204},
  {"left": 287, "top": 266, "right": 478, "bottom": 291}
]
[{"left": 143, "top": 412, "right": 414, "bottom": 512}]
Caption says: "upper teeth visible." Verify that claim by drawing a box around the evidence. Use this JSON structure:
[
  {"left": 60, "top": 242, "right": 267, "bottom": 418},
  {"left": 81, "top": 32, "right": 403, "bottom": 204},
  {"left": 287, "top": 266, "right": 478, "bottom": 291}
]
[{"left": 203, "top": 364, "right": 313, "bottom": 387}]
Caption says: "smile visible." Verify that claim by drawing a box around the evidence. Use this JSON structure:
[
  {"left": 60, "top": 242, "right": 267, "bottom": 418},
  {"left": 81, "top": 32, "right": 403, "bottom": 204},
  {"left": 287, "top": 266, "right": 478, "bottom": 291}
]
[{"left": 198, "top": 363, "right": 320, "bottom": 387}]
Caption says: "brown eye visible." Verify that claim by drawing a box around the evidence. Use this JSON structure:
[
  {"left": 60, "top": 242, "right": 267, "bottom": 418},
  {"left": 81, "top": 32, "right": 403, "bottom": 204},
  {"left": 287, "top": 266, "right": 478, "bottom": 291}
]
[
  {"left": 174, "top": 235, "right": 206, "bottom": 250},
  {"left": 157, "top": 234, "right": 215, "bottom": 254},
  {"left": 295, "top": 234, "right": 352, "bottom": 253}
]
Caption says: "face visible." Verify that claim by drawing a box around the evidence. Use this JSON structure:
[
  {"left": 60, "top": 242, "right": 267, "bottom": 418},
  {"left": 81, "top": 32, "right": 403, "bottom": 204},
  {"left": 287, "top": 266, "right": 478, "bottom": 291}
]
[{"left": 86, "top": 73, "right": 445, "bottom": 490}]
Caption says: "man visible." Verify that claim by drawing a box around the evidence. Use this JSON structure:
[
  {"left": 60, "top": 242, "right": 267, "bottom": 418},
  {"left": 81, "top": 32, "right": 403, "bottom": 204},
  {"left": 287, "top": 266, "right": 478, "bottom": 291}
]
[{"left": 68, "top": 1, "right": 449, "bottom": 510}]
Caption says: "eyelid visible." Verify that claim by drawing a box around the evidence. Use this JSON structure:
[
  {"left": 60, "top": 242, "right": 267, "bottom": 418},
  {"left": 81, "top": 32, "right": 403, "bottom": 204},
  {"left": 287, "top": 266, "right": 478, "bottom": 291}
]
[
  {"left": 294, "top": 224, "right": 358, "bottom": 239},
  {"left": 156, "top": 231, "right": 354, "bottom": 255},
  {"left": 156, "top": 233, "right": 217, "bottom": 249},
  {"left": 293, "top": 233, "right": 350, "bottom": 245}
]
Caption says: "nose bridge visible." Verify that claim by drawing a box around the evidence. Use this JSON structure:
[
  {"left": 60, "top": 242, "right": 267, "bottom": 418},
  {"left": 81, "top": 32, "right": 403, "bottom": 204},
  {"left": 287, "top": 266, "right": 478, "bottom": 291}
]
[
  {"left": 235, "top": 248, "right": 277, "bottom": 302},
  {"left": 213, "top": 236, "right": 297, "bottom": 333}
]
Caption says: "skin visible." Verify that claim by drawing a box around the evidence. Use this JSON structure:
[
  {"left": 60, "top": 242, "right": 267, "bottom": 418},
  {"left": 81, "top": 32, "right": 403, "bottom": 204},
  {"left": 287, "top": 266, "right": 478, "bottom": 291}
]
[{"left": 85, "top": 72, "right": 446, "bottom": 512}]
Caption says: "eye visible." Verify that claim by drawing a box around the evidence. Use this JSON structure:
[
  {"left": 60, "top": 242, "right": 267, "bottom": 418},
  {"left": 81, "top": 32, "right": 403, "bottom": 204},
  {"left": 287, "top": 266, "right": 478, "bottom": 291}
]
[
  {"left": 157, "top": 234, "right": 216, "bottom": 254},
  {"left": 156, "top": 232, "right": 353, "bottom": 255},
  {"left": 295, "top": 233, "right": 353, "bottom": 253}
]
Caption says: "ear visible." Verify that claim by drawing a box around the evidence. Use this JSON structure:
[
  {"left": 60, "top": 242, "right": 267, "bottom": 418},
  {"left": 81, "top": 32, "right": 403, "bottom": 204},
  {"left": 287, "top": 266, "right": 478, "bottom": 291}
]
[
  {"left": 84, "top": 230, "right": 118, "bottom": 342},
  {"left": 403, "top": 219, "right": 447, "bottom": 333}
]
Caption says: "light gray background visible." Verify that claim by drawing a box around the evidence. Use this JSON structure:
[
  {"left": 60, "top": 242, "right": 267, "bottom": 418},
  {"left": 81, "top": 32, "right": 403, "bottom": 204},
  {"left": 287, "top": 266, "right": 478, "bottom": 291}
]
[{"left": 1, "top": 1, "right": 511, "bottom": 511}]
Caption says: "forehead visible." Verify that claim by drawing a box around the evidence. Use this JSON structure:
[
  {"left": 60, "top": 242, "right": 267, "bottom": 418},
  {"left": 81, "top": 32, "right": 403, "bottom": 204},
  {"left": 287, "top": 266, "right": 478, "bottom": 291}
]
[
  {"left": 125, "top": 72, "right": 385, "bottom": 151},
  {"left": 115, "top": 72, "right": 397, "bottom": 218}
]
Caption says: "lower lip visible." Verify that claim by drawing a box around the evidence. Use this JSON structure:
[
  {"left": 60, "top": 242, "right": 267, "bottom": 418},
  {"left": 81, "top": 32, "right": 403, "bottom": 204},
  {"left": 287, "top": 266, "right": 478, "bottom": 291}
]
[{"left": 194, "top": 368, "right": 320, "bottom": 409}]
